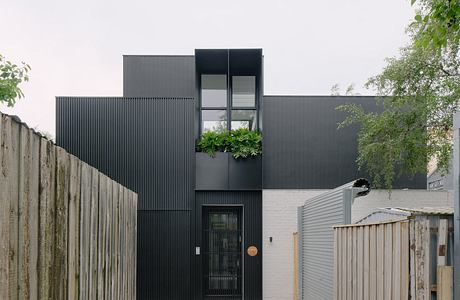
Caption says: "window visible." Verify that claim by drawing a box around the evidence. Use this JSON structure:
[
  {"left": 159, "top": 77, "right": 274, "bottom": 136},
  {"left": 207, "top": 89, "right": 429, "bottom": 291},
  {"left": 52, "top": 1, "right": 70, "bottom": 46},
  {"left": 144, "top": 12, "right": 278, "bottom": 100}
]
[
  {"left": 201, "top": 75, "right": 227, "bottom": 107},
  {"left": 202, "top": 110, "right": 227, "bottom": 133},
  {"left": 200, "top": 74, "right": 258, "bottom": 133},
  {"left": 231, "top": 76, "right": 256, "bottom": 131},
  {"left": 231, "top": 110, "right": 257, "bottom": 130},
  {"left": 232, "top": 76, "right": 255, "bottom": 107}
]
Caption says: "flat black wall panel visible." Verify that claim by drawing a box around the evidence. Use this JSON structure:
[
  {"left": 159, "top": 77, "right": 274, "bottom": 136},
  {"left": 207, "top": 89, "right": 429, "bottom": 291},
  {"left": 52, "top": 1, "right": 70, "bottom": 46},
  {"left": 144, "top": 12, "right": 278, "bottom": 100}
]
[
  {"left": 195, "top": 191, "right": 262, "bottom": 300},
  {"left": 195, "top": 152, "right": 229, "bottom": 190},
  {"left": 137, "top": 211, "right": 191, "bottom": 300},
  {"left": 56, "top": 97, "right": 195, "bottom": 210},
  {"left": 195, "top": 153, "right": 262, "bottom": 190},
  {"left": 124, "top": 55, "right": 196, "bottom": 98},
  {"left": 262, "top": 96, "right": 427, "bottom": 189}
]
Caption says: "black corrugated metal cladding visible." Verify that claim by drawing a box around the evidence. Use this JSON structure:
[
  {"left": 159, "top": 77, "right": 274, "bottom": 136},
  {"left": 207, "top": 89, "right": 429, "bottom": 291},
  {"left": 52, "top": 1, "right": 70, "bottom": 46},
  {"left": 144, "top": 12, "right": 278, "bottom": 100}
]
[
  {"left": 137, "top": 211, "right": 191, "bottom": 299},
  {"left": 56, "top": 97, "right": 195, "bottom": 299},
  {"left": 56, "top": 97, "right": 195, "bottom": 210},
  {"left": 123, "top": 56, "right": 196, "bottom": 98},
  {"left": 262, "top": 96, "right": 427, "bottom": 189},
  {"left": 195, "top": 191, "right": 262, "bottom": 300}
]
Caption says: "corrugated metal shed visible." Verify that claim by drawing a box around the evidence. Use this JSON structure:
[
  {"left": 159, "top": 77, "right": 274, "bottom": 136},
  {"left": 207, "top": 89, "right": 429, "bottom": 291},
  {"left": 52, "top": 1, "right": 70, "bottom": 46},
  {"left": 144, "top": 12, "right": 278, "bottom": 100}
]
[
  {"left": 356, "top": 206, "right": 454, "bottom": 224},
  {"left": 354, "top": 206, "right": 455, "bottom": 294}
]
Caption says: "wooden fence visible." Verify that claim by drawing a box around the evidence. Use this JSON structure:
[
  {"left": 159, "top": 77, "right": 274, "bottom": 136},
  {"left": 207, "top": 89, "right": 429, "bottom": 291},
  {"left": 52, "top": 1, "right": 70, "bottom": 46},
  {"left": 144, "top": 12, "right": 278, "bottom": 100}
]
[
  {"left": 0, "top": 112, "right": 138, "bottom": 299},
  {"left": 333, "top": 219, "right": 450, "bottom": 300}
]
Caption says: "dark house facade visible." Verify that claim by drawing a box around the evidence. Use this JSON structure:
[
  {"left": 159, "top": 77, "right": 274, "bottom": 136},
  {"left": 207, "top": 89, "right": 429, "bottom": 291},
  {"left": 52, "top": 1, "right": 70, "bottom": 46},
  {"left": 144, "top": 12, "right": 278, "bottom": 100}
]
[{"left": 56, "top": 49, "right": 426, "bottom": 300}]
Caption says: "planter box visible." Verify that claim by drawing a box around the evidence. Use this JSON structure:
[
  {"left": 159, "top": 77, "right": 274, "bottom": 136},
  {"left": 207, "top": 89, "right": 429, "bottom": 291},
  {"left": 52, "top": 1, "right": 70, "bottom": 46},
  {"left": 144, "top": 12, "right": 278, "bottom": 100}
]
[
  {"left": 229, "top": 155, "right": 262, "bottom": 189},
  {"left": 196, "top": 152, "right": 262, "bottom": 190},
  {"left": 196, "top": 152, "right": 229, "bottom": 190}
]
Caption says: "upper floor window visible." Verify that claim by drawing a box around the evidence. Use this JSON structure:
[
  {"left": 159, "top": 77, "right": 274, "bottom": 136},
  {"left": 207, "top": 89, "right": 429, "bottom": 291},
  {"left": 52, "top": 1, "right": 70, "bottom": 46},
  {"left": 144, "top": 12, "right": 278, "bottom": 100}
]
[
  {"left": 231, "top": 110, "right": 257, "bottom": 130},
  {"left": 201, "top": 75, "right": 227, "bottom": 107},
  {"left": 202, "top": 110, "right": 227, "bottom": 133},
  {"left": 232, "top": 76, "right": 255, "bottom": 108},
  {"left": 200, "top": 74, "right": 257, "bottom": 133}
]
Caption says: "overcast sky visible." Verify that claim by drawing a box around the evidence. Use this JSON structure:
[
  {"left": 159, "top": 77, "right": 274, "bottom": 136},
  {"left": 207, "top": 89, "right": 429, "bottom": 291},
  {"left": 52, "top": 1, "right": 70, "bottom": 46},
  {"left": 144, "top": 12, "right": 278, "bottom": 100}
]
[{"left": 1, "top": 0, "right": 414, "bottom": 136}]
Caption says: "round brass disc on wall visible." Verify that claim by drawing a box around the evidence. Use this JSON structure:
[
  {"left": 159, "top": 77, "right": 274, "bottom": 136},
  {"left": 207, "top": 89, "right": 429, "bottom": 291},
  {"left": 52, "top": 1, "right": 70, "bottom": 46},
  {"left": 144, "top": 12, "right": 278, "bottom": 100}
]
[{"left": 247, "top": 245, "right": 258, "bottom": 257}]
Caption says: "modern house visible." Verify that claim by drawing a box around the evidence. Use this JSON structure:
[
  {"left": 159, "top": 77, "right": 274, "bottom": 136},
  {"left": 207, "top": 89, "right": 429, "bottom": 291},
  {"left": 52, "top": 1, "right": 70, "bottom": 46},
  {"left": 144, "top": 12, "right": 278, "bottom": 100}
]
[{"left": 56, "top": 48, "right": 426, "bottom": 300}]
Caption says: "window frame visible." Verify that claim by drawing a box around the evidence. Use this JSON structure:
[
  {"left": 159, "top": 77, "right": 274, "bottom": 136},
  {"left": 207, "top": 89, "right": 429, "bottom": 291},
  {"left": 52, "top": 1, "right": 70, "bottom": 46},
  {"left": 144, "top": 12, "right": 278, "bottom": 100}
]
[{"left": 199, "top": 74, "right": 259, "bottom": 134}]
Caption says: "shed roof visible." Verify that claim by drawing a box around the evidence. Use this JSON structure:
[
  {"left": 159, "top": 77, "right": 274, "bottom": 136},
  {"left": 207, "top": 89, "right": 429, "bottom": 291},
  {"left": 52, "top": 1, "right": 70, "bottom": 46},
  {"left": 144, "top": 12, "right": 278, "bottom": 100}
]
[{"left": 355, "top": 206, "right": 453, "bottom": 224}]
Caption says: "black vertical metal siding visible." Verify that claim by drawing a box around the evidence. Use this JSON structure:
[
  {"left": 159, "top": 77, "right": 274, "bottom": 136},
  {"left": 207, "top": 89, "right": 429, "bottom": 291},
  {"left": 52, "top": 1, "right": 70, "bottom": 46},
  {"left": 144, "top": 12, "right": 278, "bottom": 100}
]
[
  {"left": 123, "top": 56, "right": 196, "bottom": 98},
  {"left": 57, "top": 96, "right": 195, "bottom": 299},
  {"left": 262, "top": 96, "right": 427, "bottom": 189},
  {"left": 195, "top": 191, "right": 262, "bottom": 300},
  {"left": 57, "top": 97, "right": 195, "bottom": 210},
  {"left": 137, "top": 210, "right": 191, "bottom": 300}
]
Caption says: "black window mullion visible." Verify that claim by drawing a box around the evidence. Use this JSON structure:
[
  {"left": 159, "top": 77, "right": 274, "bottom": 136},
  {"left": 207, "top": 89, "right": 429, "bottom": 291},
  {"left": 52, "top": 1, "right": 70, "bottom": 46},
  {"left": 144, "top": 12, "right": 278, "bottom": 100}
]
[
  {"left": 227, "top": 50, "right": 231, "bottom": 132},
  {"left": 201, "top": 107, "right": 227, "bottom": 110}
]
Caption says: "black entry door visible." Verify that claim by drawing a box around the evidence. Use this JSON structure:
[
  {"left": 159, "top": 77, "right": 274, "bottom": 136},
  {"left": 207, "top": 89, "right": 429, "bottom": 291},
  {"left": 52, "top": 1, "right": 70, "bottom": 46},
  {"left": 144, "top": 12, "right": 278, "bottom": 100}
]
[{"left": 203, "top": 207, "right": 242, "bottom": 299}]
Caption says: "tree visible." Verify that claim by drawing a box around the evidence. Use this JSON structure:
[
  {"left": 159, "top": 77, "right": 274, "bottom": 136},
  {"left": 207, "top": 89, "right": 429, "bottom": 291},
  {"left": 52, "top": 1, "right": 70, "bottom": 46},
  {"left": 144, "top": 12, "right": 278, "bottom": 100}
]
[
  {"left": 337, "top": 1, "right": 460, "bottom": 188},
  {"left": 330, "top": 83, "right": 360, "bottom": 96},
  {"left": 412, "top": 0, "right": 460, "bottom": 49},
  {"left": 0, "top": 54, "right": 31, "bottom": 107}
]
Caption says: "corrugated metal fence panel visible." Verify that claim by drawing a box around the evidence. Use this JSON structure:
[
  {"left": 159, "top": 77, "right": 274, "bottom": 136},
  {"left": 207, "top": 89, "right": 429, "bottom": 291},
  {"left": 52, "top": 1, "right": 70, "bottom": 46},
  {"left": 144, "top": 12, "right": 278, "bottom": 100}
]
[
  {"left": 56, "top": 96, "right": 195, "bottom": 210},
  {"left": 195, "top": 191, "right": 262, "bottom": 300},
  {"left": 300, "top": 188, "right": 346, "bottom": 300},
  {"left": 137, "top": 210, "right": 191, "bottom": 300},
  {"left": 262, "top": 96, "right": 427, "bottom": 189},
  {"left": 123, "top": 55, "right": 196, "bottom": 98}
]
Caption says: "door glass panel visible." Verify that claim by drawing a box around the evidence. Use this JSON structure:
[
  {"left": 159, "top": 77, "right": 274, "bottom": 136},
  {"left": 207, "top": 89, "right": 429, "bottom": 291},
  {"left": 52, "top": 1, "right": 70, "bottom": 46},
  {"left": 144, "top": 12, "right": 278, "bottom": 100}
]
[
  {"left": 202, "top": 75, "right": 227, "bottom": 107},
  {"left": 203, "top": 208, "right": 242, "bottom": 298},
  {"left": 232, "top": 76, "right": 256, "bottom": 107}
]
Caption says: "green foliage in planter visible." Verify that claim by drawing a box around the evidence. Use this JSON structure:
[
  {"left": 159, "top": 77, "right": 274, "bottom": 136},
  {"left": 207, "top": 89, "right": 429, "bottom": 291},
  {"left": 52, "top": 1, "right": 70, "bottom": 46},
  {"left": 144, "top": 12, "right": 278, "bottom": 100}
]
[
  {"left": 197, "top": 130, "right": 228, "bottom": 157},
  {"left": 197, "top": 128, "right": 262, "bottom": 159},
  {"left": 226, "top": 129, "right": 262, "bottom": 159}
]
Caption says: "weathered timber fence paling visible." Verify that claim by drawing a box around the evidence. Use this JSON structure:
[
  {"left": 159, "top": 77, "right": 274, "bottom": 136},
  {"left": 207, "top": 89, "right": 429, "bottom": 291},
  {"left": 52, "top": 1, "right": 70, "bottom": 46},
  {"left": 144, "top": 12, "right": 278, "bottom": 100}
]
[
  {"left": 0, "top": 112, "right": 137, "bottom": 300},
  {"left": 333, "top": 220, "right": 434, "bottom": 300}
]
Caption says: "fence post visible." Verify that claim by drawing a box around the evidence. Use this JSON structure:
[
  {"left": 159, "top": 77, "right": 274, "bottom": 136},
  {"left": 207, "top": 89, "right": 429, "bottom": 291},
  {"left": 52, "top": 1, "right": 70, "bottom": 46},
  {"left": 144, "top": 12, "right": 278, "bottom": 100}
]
[{"left": 453, "top": 112, "right": 460, "bottom": 300}]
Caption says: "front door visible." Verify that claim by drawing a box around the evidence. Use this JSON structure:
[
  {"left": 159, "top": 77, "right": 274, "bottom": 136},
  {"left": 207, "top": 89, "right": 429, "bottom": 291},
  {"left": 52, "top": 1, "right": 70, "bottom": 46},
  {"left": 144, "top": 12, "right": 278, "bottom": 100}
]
[{"left": 202, "top": 207, "right": 242, "bottom": 299}]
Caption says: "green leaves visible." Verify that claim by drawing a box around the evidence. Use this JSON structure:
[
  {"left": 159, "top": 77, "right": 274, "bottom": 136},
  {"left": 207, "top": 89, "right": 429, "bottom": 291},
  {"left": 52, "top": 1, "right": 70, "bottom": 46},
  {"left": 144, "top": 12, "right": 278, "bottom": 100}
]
[
  {"left": 0, "top": 54, "right": 31, "bottom": 107},
  {"left": 338, "top": 0, "right": 460, "bottom": 189},
  {"left": 410, "top": 0, "right": 460, "bottom": 50},
  {"left": 226, "top": 129, "right": 262, "bottom": 159},
  {"left": 338, "top": 44, "right": 459, "bottom": 189},
  {"left": 197, "top": 129, "right": 262, "bottom": 159},
  {"left": 197, "top": 130, "right": 228, "bottom": 157}
]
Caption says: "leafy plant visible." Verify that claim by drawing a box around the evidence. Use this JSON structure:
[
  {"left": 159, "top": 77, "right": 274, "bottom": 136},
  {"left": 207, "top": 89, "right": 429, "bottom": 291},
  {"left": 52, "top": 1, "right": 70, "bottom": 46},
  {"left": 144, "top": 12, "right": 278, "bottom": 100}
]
[
  {"left": 411, "top": 0, "right": 460, "bottom": 49},
  {"left": 0, "top": 54, "right": 31, "bottom": 107},
  {"left": 197, "top": 130, "right": 228, "bottom": 157},
  {"left": 226, "top": 129, "right": 262, "bottom": 159},
  {"left": 197, "top": 129, "right": 262, "bottom": 159},
  {"left": 336, "top": 0, "right": 460, "bottom": 189}
]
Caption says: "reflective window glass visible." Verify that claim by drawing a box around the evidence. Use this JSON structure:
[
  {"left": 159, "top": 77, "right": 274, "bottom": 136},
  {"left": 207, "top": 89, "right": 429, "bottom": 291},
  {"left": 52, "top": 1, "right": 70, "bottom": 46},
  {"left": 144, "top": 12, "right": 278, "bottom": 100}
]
[
  {"left": 232, "top": 76, "right": 255, "bottom": 107},
  {"left": 202, "top": 75, "right": 227, "bottom": 107},
  {"left": 202, "top": 110, "right": 227, "bottom": 132},
  {"left": 231, "top": 110, "right": 257, "bottom": 130}
]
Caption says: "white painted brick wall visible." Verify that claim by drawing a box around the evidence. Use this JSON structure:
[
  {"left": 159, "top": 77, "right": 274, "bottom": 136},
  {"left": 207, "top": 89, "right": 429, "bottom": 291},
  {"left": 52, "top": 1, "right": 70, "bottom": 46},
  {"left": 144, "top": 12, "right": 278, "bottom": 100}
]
[
  {"left": 263, "top": 190, "right": 326, "bottom": 300},
  {"left": 262, "top": 189, "right": 452, "bottom": 300}
]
